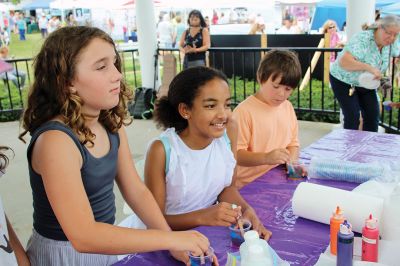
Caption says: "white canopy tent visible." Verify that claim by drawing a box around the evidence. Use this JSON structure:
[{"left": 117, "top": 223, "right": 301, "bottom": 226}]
[
  {"left": 0, "top": 3, "right": 14, "bottom": 11},
  {"left": 50, "top": 0, "right": 128, "bottom": 10}
]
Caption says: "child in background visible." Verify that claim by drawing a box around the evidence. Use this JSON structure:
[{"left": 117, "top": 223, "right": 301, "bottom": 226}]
[
  {"left": 233, "top": 50, "right": 304, "bottom": 188},
  {"left": 0, "top": 46, "right": 27, "bottom": 89},
  {"left": 19, "top": 26, "right": 209, "bottom": 265},
  {"left": 322, "top": 20, "right": 344, "bottom": 62},
  {"left": 0, "top": 146, "right": 30, "bottom": 266},
  {"left": 144, "top": 67, "right": 271, "bottom": 242}
]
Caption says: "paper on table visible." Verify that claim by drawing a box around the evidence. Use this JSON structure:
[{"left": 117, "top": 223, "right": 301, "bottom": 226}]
[{"left": 292, "top": 182, "right": 384, "bottom": 233}]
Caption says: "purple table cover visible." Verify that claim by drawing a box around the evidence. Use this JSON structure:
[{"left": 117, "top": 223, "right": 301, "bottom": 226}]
[{"left": 114, "top": 129, "right": 400, "bottom": 266}]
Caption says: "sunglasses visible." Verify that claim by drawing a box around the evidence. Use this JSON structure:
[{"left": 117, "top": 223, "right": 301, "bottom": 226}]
[{"left": 328, "top": 25, "right": 336, "bottom": 29}]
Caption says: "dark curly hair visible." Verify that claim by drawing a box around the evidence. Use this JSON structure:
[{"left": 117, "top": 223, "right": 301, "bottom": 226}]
[
  {"left": 19, "top": 26, "right": 133, "bottom": 145},
  {"left": 154, "top": 66, "right": 228, "bottom": 132}
]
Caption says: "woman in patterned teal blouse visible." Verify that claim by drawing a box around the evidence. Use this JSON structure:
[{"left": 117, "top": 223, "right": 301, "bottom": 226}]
[{"left": 330, "top": 15, "right": 400, "bottom": 132}]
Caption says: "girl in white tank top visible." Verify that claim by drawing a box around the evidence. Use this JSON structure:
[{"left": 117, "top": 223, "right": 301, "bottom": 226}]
[{"left": 144, "top": 66, "right": 272, "bottom": 240}]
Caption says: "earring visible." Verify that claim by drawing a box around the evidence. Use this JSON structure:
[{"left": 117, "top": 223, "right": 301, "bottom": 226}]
[
  {"left": 70, "top": 88, "right": 76, "bottom": 94},
  {"left": 183, "top": 114, "right": 188, "bottom": 119}
]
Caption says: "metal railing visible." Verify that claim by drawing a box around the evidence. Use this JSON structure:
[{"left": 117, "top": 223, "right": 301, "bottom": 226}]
[
  {"left": 1, "top": 47, "right": 399, "bottom": 134},
  {"left": 158, "top": 47, "right": 400, "bottom": 134}
]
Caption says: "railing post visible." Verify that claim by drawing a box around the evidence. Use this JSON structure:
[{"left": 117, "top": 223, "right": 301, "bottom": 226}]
[{"left": 323, "top": 32, "right": 330, "bottom": 85}]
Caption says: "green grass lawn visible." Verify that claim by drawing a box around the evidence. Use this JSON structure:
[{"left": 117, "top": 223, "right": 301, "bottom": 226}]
[{"left": 9, "top": 32, "right": 44, "bottom": 58}]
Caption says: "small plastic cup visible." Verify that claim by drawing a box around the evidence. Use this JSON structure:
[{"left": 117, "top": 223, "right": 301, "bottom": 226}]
[
  {"left": 229, "top": 219, "right": 252, "bottom": 247},
  {"left": 189, "top": 247, "right": 214, "bottom": 266},
  {"left": 383, "top": 100, "right": 392, "bottom": 111},
  {"left": 287, "top": 162, "right": 304, "bottom": 179}
]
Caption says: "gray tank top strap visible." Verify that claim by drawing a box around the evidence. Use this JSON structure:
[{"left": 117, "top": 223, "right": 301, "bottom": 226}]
[{"left": 27, "top": 121, "right": 87, "bottom": 163}]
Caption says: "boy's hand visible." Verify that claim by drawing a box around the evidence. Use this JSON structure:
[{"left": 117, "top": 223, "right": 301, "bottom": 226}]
[
  {"left": 201, "top": 202, "right": 241, "bottom": 227},
  {"left": 298, "top": 164, "right": 308, "bottom": 177},
  {"left": 265, "top": 148, "right": 290, "bottom": 165}
]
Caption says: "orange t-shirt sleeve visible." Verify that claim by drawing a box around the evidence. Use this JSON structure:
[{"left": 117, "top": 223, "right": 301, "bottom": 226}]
[
  {"left": 288, "top": 105, "right": 300, "bottom": 148},
  {"left": 233, "top": 107, "right": 251, "bottom": 151}
]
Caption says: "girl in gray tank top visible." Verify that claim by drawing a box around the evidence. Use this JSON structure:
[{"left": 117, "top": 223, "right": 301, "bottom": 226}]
[{"left": 19, "top": 26, "right": 210, "bottom": 266}]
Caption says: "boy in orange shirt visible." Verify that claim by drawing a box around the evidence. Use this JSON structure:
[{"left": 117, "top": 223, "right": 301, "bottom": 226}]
[{"left": 233, "top": 50, "right": 304, "bottom": 188}]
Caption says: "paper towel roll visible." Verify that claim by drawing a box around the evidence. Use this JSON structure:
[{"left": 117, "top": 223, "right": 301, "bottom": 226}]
[{"left": 292, "top": 182, "right": 384, "bottom": 233}]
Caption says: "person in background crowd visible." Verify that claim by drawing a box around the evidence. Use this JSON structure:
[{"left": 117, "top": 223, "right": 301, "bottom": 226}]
[
  {"left": 277, "top": 16, "right": 297, "bottom": 34},
  {"left": 212, "top": 10, "right": 218, "bottom": 25},
  {"left": 322, "top": 19, "right": 344, "bottom": 62},
  {"left": 249, "top": 17, "right": 265, "bottom": 34},
  {"left": 179, "top": 9, "right": 210, "bottom": 69},
  {"left": 157, "top": 13, "right": 174, "bottom": 48},
  {"left": 0, "top": 46, "right": 26, "bottom": 89},
  {"left": 38, "top": 13, "right": 48, "bottom": 39},
  {"left": 329, "top": 15, "right": 400, "bottom": 132},
  {"left": 1, "top": 27, "right": 10, "bottom": 46},
  {"left": 16, "top": 13, "right": 26, "bottom": 41}
]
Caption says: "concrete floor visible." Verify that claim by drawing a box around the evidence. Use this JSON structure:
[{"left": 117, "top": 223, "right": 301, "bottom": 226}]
[{"left": 0, "top": 119, "right": 335, "bottom": 246}]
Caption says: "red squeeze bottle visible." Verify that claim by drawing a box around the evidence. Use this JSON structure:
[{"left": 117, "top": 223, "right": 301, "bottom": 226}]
[
  {"left": 330, "top": 206, "right": 344, "bottom": 255},
  {"left": 362, "top": 214, "right": 379, "bottom": 262}
]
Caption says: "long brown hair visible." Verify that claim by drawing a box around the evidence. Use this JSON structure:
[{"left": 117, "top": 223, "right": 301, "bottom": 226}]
[{"left": 19, "top": 26, "right": 133, "bottom": 145}]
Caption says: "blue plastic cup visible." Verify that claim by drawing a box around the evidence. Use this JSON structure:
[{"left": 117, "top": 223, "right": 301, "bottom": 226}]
[
  {"left": 229, "top": 219, "right": 252, "bottom": 247},
  {"left": 383, "top": 101, "right": 392, "bottom": 111},
  {"left": 189, "top": 247, "right": 214, "bottom": 266},
  {"left": 287, "top": 162, "right": 304, "bottom": 179}
]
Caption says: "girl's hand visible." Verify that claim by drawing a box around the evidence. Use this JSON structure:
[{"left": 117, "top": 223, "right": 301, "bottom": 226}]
[
  {"left": 242, "top": 207, "right": 272, "bottom": 241},
  {"left": 173, "top": 251, "right": 219, "bottom": 266},
  {"left": 169, "top": 230, "right": 209, "bottom": 256},
  {"left": 212, "top": 254, "right": 220, "bottom": 266},
  {"left": 201, "top": 202, "right": 241, "bottom": 227},
  {"left": 170, "top": 250, "right": 189, "bottom": 265}
]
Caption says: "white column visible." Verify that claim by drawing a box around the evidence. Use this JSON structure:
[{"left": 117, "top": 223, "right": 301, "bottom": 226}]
[
  {"left": 347, "top": 0, "right": 375, "bottom": 40},
  {"left": 135, "top": 0, "right": 158, "bottom": 89}
]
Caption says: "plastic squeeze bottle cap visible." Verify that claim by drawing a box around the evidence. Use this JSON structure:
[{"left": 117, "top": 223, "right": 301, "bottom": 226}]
[
  {"left": 333, "top": 206, "right": 344, "bottom": 219},
  {"left": 365, "top": 214, "right": 378, "bottom": 229},
  {"left": 340, "top": 220, "right": 352, "bottom": 234},
  {"left": 244, "top": 230, "right": 259, "bottom": 242}
]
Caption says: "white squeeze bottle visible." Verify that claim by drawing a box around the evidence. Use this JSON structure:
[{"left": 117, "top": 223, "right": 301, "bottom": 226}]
[
  {"left": 381, "top": 183, "right": 400, "bottom": 240},
  {"left": 240, "top": 230, "right": 273, "bottom": 266}
]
